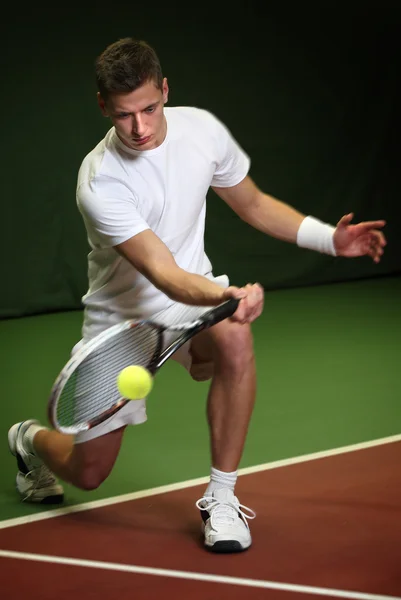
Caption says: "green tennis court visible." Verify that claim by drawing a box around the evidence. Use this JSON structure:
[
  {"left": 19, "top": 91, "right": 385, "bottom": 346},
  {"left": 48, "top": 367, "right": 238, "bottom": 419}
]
[{"left": 1, "top": 275, "right": 400, "bottom": 520}]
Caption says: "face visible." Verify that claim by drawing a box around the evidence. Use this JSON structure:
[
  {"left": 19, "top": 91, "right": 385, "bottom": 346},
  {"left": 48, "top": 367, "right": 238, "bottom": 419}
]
[{"left": 98, "top": 78, "right": 169, "bottom": 151}]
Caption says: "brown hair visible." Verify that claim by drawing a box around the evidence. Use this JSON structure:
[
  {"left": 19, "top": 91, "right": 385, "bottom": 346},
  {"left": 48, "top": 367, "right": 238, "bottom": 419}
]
[{"left": 95, "top": 38, "right": 163, "bottom": 100}]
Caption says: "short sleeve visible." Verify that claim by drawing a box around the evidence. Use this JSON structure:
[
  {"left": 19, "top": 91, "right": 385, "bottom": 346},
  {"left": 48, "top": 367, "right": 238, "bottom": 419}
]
[
  {"left": 210, "top": 114, "right": 251, "bottom": 188},
  {"left": 77, "top": 175, "right": 150, "bottom": 248}
]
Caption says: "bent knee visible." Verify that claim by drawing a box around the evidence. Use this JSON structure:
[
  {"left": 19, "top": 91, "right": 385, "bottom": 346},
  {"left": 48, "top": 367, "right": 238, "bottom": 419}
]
[
  {"left": 70, "top": 427, "right": 125, "bottom": 490},
  {"left": 71, "top": 445, "right": 120, "bottom": 491},
  {"left": 216, "top": 320, "right": 253, "bottom": 351},
  {"left": 213, "top": 321, "right": 254, "bottom": 367},
  {"left": 73, "top": 466, "right": 109, "bottom": 491}
]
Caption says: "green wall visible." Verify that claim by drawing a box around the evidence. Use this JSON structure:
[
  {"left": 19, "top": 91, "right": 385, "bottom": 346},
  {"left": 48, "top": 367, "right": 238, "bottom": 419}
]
[{"left": 3, "top": 4, "right": 401, "bottom": 318}]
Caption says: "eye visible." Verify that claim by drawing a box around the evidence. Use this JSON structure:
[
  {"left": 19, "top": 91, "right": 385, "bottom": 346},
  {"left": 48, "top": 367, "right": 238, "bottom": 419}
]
[
  {"left": 116, "top": 113, "right": 129, "bottom": 120},
  {"left": 145, "top": 106, "right": 155, "bottom": 114}
]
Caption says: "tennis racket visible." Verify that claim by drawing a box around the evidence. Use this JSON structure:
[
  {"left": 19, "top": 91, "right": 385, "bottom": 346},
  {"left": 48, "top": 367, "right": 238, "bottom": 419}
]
[{"left": 48, "top": 298, "right": 239, "bottom": 435}]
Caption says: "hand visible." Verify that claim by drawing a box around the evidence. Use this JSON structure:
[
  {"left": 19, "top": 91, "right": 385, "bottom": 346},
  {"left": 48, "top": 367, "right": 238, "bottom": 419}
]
[
  {"left": 333, "top": 213, "right": 387, "bottom": 263},
  {"left": 223, "top": 283, "right": 264, "bottom": 324}
]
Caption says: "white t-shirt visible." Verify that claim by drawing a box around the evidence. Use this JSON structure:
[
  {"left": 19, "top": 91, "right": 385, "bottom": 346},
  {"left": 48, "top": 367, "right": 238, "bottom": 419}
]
[{"left": 76, "top": 106, "right": 250, "bottom": 340}]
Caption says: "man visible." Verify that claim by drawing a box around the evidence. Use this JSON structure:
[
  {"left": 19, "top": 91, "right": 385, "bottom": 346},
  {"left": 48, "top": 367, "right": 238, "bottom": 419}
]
[{"left": 8, "top": 37, "right": 386, "bottom": 553}]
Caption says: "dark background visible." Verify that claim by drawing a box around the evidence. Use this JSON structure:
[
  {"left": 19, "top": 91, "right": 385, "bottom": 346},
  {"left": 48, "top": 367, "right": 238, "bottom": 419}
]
[{"left": 2, "top": 2, "right": 400, "bottom": 318}]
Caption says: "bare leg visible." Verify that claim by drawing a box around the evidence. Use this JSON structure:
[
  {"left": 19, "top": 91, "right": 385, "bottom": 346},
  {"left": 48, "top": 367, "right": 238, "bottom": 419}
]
[
  {"left": 33, "top": 426, "right": 126, "bottom": 490},
  {"left": 191, "top": 321, "right": 256, "bottom": 472}
]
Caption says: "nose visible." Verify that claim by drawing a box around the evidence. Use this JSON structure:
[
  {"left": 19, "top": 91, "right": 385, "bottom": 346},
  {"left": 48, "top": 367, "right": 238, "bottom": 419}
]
[{"left": 132, "top": 114, "right": 146, "bottom": 138}]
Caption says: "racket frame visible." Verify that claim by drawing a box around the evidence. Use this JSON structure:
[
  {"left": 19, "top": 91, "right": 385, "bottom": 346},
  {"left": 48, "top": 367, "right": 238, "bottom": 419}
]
[{"left": 48, "top": 298, "right": 239, "bottom": 435}]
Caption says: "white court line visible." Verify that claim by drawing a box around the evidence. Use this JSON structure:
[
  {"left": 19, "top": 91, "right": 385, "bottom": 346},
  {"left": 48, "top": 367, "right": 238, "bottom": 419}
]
[
  {"left": 0, "top": 549, "right": 399, "bottom": 600},
  {"left": 1, "top": 432, "right": 400, "bottom": 531}
]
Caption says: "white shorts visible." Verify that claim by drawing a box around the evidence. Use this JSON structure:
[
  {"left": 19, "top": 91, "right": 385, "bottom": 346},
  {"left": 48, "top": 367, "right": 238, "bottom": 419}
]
[{"left": 73, "top": 274, "right": 229, "bottom": 444}]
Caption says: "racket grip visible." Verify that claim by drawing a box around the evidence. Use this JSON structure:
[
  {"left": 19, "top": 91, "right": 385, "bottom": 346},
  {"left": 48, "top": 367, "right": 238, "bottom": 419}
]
[{"left": 205, "top": 297, "right": 240, "bottom": 326}]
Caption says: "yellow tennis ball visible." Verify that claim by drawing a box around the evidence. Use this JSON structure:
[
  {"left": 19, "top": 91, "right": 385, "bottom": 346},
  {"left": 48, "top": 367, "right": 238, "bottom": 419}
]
[{"left": 117, "top": 365, "right": 153, "bottom": 400}]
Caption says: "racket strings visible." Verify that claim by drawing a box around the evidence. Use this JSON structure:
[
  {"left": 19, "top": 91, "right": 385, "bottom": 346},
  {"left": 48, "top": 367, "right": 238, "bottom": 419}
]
[{"left": 56, "top": 325, "right": 162, "bottom": 428}]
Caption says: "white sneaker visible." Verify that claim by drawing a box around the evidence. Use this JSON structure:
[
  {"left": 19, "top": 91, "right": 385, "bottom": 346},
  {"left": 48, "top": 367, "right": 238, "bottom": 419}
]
[
  {"left": 8, "top": 420, "right": 64, "bottom": 504},
  {"left": 195, "top": 488, "right": 256, "bottom": 552}
]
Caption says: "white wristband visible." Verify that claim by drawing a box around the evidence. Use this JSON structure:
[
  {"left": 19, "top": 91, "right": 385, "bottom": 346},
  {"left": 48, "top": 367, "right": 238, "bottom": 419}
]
[{"left": 296, "top": 216, "right": 337, "bottom": 256}]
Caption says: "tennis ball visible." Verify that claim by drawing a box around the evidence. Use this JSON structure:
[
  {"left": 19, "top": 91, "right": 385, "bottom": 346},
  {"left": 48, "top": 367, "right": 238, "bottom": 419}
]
[{"left": 117, "top": 365, "right": 153, "bottom": 400}]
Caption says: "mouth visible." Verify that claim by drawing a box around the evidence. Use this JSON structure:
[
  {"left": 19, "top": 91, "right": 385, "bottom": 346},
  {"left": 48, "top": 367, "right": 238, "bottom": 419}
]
[{"left": 133, "top": 135, "right": 151, "bottom": 146}]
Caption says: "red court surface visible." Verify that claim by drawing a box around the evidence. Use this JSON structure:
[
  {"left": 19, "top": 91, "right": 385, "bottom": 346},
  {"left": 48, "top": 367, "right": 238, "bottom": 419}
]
[{"left": 1, "top": 439, "right": 400, "bottom": 599}]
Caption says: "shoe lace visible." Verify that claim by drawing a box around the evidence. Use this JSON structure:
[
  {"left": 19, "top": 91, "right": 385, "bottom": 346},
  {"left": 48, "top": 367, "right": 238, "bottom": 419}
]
[
  {"left": 22, "top": 465, "right": 56, "bottom": 502},
  {"left": 195, "top": 495, "right": 256, "bottom": 529}
]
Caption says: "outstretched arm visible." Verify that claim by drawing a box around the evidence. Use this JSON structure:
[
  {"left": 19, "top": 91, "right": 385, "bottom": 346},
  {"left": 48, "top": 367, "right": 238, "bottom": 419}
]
[
  {"left": 115, "top": 230, "right": 264, "bottom": 323},
  {"left": 213, "top": 176, "right": 386, "bottom": 263}
]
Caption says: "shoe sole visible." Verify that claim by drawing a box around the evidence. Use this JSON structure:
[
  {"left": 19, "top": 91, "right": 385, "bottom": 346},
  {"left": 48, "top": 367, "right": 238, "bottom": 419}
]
[
  {"left": 15, "top": 474, "right": 64, "bottom": 505},
  {"left": 206, "top": 540, "right": 249, "bottom": 553},
  {"left": 201, "top": 522, "right": 251, "bottom": 553},
  {"left": 25, "top": 494, "right": 65, "bottom": 505},
  {"left": 14, "top": 475, "right": 65, "bottom": 505}
]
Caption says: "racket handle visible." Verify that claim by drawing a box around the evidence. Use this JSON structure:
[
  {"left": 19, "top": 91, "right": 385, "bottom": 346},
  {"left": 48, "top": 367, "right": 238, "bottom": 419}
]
[{"left": 204, "top": 297, "right": 240, "bottom": 326}]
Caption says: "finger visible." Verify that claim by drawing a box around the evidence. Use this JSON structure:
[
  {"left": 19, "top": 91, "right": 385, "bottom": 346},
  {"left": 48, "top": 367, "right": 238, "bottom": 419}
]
[
  {"left": 231, "top": 296, "right": 249, "bottom": 324},
  {"left": 372, "top": 248, "right": 382, "bottom": 263},
  {"left": 242, "top": 293, "right": 257, "bottom": 323},
  {"left": 356, "top": 220, "right": 387, "bottom": 233},
  {"left": 246, "top": 284, "right": 264, "bottom": 322},
  {"left": 235, "top": 294, "right": 260, "bottom": 324},
  {"left": 365, "top": 236, "right": 380, "bottom": 254},
  {"left": 256, "top": 283, "right": 265, "bottom": 297},
  {"left": 337, "top": 212, "right": 354, "bottom": 227},
  {"left": 224, "top": 286, "right": 247, "bottom": 301},
  {"left": 250, "top": 299, "right": 264, "bottom": 322},
  {"left": 230, "top": 285, "right": 252, "bottom": 322},
  {"left": 373, "top": 241, "right": 384, "bottom": 259},
  {"left": 356, "top": 233, "right": 377, "bottom": 260},
  {"left": 252, "top": 283, "right": 265, "bottom": 320},
  {"left": 368, "top": 240, "right": 384, "bottom": 262},
  {"left": 229, "top": 283, "right": 264, "bottom": 323},
  {"left": 373, "top": 230, "right": 387, "bottom": 246},
  {"left": 367, "top": 232, "right": 386, "bottom": 253}
]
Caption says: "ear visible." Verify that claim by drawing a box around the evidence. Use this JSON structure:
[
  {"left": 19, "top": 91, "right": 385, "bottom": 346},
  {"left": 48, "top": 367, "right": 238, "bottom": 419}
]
[
  {"left": 97, "top": 92, "right": 109, "bottom": 117},
  {"left": 162, "top": 78, "right": 169, "bottom": 104}
]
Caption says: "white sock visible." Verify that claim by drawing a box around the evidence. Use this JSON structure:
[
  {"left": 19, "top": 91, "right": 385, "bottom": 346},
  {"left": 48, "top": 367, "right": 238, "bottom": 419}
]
[
  {"left": 24, "top": 424, "right": 48, "bottom": 455},
  {"left": 204, "top": 467, "right": 238, "bottom": 496}
]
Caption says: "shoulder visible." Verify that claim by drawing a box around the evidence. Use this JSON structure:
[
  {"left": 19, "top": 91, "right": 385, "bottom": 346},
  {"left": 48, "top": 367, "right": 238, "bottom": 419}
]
[
  {"left": 77, "top": 129, "right": 132, "bottom": 197},
  {"left": 77, "top": 135, "right": 134, "bottom": 216},
  {"left": 77, "top": 128, "right": 115, "bottom": 183},
  {"left": 165, "top": 106, "right": 226, "bottom": 135}
]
